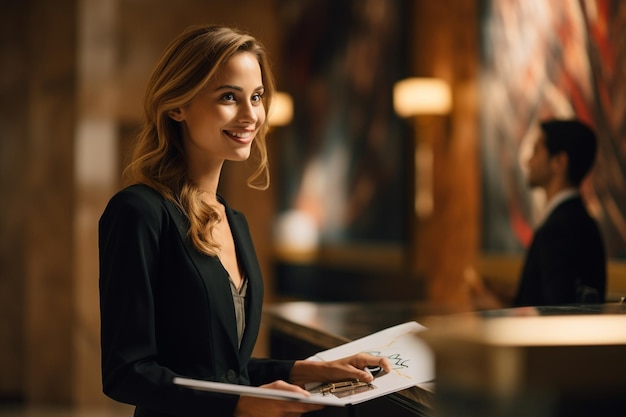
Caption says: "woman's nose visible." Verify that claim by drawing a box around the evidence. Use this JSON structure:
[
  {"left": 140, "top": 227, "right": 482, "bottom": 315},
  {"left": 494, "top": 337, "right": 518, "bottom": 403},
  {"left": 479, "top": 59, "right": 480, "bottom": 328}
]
[{"left": 238, "top": 102, "right": 259, "bottom": 123}]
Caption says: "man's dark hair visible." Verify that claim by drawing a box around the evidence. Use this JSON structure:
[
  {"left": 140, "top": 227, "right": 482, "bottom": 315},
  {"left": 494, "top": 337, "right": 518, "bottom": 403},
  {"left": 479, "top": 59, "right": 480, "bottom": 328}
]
[{"left": 540, "top": 119, "right": 598, "bottom": 187}]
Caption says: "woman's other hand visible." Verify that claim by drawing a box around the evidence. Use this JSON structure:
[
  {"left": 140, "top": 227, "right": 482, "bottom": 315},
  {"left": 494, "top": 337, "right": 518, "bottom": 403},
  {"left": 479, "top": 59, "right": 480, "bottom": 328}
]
[{"left": 233, "top": 380, "right": 323, "bottom": 417}]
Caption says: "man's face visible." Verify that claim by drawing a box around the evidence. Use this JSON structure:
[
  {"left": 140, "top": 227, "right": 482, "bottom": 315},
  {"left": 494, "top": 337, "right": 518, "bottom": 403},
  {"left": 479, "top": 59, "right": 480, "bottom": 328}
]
[{"left": 526, "top": 132, "right": 554, "bottom": 188}]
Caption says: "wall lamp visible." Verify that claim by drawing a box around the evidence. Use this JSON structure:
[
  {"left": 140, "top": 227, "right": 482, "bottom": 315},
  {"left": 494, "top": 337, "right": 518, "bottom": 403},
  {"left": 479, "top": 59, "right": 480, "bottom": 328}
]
[
  {"left": 393, "top": 77, "right": 452, "bottom": 117},
  {"left": 393, "top": 77, "right": 452, "bottom": 218},
  {"left": 268, "top": 91, "right": 294, "bottom": 127}
]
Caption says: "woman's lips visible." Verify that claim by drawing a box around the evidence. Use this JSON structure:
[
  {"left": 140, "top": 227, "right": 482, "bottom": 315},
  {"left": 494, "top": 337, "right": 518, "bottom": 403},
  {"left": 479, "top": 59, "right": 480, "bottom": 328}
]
[{"left": 224, "top": 130, "right": 254, "bottom": 143}]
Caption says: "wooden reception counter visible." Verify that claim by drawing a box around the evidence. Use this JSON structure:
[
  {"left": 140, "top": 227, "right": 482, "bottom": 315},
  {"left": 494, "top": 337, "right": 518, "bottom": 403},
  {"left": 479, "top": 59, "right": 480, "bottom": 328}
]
[{"left": 264, "top": 301, "right": 626, "bottom": 417}]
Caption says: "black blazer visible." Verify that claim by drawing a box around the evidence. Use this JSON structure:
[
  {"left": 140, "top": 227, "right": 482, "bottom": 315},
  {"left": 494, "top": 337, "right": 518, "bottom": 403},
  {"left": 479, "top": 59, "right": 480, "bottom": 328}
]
[
  {"left": 99, "top": 184, "right": 294, "bottom": 417},
  {"left": 514, "top": 196, "right": 607, "bottom": 307}
]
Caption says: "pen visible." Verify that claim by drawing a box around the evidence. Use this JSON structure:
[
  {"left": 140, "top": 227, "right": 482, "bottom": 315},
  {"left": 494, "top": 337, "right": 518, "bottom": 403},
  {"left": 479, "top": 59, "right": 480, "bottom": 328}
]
[{"left": 365, "top": 366, "right": 382, "bottom": 378}]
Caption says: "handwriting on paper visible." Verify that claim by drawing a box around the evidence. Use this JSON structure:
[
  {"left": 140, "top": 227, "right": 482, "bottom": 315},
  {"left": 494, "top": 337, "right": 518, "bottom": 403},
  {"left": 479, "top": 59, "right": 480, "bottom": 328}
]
[{"left": 365, "top": 351, "right": 410, "bottom": 370}]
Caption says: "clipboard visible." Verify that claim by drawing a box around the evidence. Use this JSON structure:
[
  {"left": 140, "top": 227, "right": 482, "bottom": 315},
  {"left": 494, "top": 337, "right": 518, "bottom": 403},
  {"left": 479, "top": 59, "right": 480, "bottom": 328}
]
[{"left": 174, "top": 321, "right": 434, "bottom": 406}]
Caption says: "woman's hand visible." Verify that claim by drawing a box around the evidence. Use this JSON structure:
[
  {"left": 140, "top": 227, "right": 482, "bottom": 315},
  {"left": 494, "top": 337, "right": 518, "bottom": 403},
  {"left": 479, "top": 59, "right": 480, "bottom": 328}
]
[
  {"left": 233, "top": 380, "right": 323, "bottom": 417},
  {"left": 290, "top": 353, "right": 392, "bottom": 387}
]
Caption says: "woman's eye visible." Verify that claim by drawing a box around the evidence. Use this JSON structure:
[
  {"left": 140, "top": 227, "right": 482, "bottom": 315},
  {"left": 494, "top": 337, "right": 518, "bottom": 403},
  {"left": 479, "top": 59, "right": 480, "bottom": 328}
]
[
  {"left": 251, "top": 93, "right": 264, "bottom": 103},
  {"left": 221, "top": 93, "right": 236, "bottom": 102}
]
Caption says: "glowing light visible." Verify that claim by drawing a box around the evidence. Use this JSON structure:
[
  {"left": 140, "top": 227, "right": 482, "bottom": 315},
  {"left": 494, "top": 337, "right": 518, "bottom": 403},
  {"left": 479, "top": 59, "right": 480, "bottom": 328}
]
[
  {"left": 393, "top": 78, "right": 452, "bottom": 117},
  {"left": 268, "top": 92, "right": 294, "bottom": 126}
]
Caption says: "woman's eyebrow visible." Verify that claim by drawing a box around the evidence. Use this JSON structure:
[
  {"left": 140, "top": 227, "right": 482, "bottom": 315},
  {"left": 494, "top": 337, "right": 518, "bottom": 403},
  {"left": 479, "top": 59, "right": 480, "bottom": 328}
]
[
  {"left": 215, "top": 84, "right": 242, "bottom": 91},
  {"left": 214, "top": 84, "right": 264, "bottom": 92}
]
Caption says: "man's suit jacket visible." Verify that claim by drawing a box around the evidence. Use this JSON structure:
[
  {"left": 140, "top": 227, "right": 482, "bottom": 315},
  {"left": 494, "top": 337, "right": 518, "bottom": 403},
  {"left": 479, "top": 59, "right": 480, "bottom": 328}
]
[
  {"left": 99, "top": 184, "right": 293, "bottom": 417},
  {"left": 514, "top": 196, "right": 607, "bottom": 307}
]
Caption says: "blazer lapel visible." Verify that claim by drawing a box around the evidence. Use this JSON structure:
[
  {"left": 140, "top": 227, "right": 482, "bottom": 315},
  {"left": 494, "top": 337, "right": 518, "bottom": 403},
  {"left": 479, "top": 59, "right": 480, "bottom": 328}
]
[
  {"left": 162, "top": 199, "right": 240, "bottom": 354},
  {"left": 223, "top": 205, "right": 264, "bottom": 357}
]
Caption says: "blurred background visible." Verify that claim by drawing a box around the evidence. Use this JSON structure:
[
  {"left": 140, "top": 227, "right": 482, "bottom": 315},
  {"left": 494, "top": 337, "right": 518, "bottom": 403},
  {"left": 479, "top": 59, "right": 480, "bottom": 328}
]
[{"left": 1, "top": 0, "right": 625, "bottom": 413}]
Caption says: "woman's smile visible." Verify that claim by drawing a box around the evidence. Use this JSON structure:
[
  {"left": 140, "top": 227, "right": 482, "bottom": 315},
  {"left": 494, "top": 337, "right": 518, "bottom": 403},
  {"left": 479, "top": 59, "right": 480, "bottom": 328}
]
[{"left": 224, "top": 129, "right": 255, "bottom": 143}]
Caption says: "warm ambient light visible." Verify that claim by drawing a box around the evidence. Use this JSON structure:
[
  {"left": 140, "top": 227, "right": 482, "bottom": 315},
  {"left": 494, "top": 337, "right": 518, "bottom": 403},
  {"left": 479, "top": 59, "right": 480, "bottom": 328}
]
[
  {"left": 393, "top": 78, "right": 452, "bottom": 219},
  {"left": 273, "top": 209, "right": 319, "bottom": 262},
  {"left": 426, "top": 315, "right": 626, "bottom": 346},
  {"left": 393, "top": 78, "right": 452, "bottom": 117},
  {"left": 268, "top": 92, "right": 294, "bottom": 127}
]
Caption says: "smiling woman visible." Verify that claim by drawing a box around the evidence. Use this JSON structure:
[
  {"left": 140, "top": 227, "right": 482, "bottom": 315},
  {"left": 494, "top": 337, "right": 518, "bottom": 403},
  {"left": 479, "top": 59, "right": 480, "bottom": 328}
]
[
  {"left": 98, "top": 24, "right": 388, "bottom": 417},
  {"left": 167, "top": 51, "right": 267, "bottom": 218}
]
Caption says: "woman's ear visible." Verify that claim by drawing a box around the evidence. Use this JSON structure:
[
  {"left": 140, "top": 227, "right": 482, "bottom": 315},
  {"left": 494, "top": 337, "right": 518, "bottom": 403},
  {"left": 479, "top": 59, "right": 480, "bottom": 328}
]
[{"left": 168, "top": 108, "right": 185, "bottom": 122}]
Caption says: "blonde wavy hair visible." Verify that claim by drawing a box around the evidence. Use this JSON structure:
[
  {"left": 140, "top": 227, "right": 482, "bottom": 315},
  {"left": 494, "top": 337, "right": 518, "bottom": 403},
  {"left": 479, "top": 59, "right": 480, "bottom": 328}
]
[{"left": 123, "top": 25, "right": 275, "bottom": 256}]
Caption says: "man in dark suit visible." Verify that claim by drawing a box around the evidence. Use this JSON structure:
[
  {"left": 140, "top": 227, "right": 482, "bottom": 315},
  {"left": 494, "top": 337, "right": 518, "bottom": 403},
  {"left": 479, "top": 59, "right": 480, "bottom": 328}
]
[{"left": 513, "top": 119, "right": 607, "bottom": 306}]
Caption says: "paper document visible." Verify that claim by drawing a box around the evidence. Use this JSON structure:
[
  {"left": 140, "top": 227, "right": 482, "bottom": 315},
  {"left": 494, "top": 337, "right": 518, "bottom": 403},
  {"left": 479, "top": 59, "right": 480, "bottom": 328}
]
[
  {"left": 173, "top": 377, "right": 345, "bottom": 405},
  {"left": 305, "top": 321, "right": 434, "bottom": 405},
  {"left": 174, "top": 321, "right": 434, "bottom": 406}
]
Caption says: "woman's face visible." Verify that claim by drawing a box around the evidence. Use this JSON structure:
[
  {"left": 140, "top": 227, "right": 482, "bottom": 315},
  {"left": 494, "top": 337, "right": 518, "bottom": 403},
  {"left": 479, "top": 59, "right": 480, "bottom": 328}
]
[{"left": 174, "top": 51, "right": 266, "bottom": 169}]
